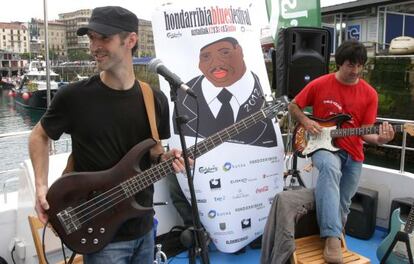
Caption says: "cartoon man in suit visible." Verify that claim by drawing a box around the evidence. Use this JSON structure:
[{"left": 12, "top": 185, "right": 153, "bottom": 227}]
[{"left": 173, "top": 37, "right": 277, "bottom": 147}]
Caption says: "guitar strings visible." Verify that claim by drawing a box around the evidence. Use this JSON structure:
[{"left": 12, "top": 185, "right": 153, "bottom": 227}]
[
  {"left": 66, "top": 118, "right": 252, "bottom": 226},
  {"left": 58, "top": 105, "right": 276, "bottom": 228}
]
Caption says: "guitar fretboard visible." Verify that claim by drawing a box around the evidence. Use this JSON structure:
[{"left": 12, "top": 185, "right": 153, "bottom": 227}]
[
  {"left": 120, "top": 100, "right": 286, "bottom": 198},
  {"left": 404, "top": 203, "right": 414, "bottom": 234},
  {"left": 330, "top": 125, "right": 403, "bottom": 138}
]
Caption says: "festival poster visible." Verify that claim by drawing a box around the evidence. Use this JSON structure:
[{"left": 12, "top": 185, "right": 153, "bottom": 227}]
[{"left": 152, "top": 0, "right": 285, "bottom": 253}]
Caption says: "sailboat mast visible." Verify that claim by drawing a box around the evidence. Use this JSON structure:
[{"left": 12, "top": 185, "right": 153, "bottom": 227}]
[{"left": 43, "top": 0, "right": 51, "bottom": 108}]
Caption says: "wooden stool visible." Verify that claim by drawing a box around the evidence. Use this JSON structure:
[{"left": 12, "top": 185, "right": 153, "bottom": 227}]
[{"left": 290, "top": 235, "right": 370, "bottom": 264}]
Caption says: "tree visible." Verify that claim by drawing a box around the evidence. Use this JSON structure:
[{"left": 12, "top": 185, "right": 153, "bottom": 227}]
[
  {"left": 20, "top": 52, "right": 31, "bottom": 60},
  {"left": 67, "top": 49, "right": 92, "bottom": 61}
]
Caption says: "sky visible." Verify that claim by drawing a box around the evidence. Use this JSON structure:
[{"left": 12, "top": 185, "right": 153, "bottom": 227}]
[{"left": 1, "top": 0, "right": 355, "bottom": 23}]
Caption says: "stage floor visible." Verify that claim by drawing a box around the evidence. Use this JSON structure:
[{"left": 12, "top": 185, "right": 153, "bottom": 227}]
[{"left": 168, "top": 228, "right": 387, "bottom": 263}]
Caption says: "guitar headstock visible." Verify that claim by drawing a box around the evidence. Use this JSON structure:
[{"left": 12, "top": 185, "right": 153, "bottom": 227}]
[
  {"left": 263, "top": 96, "right": 289, "bottom": 118},
  {"left": 404, "top": 123, "right": 414, "bottom": 136}
]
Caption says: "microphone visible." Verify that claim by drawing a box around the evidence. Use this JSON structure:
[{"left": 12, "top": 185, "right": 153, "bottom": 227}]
[{"left": 148, "top": 58, "right": 197, "bottom": 98}]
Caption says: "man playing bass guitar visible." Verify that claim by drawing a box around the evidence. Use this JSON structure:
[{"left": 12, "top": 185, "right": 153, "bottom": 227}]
[
  {"left": 288, "top": 40, "right": 395, "bottom": 263},
  {"left": 28, "top": 6, "right": 188, "bottom": 264}
]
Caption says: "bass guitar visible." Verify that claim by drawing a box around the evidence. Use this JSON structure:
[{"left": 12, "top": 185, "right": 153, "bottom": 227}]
[
  {"left": 377, "top": 203, "right": 414, "bottom": 264},
  {"left": 293, "top": 114, "right": 414, "bottom": 157},
  {"left": 45, "top": 97, "right": 288, "bottom": 254}
]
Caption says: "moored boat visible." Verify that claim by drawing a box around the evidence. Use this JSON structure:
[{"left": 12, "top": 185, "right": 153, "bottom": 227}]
[{"left": 9, "top": 61, "right": 60, "bottom": 110}]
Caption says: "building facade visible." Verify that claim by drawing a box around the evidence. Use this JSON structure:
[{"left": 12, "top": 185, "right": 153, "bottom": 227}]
[
  {"left": 0, "top": 23, "right": 30, "bottom": 54},
  {"left": 29, "top": 19, "right": 67, "bottom": 61},
  {"left": 321, "top": 0, "right": 414, "bottom": 54},
  {"left": 58, "top": 9, "right": 92, "bottom": 56},
  {"left": 137, "top": 19, "right": 155, "bottom": 58},
  {"left": 0, "top": 49, "right": 25, "bottom": 77}
]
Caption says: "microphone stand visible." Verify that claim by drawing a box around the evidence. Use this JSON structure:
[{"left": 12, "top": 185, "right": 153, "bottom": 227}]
[{"left": 169, "top": 84, "right": 210, "bottom": 264}]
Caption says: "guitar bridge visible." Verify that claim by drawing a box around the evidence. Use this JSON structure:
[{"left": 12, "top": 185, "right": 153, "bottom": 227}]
[{"left": 57, "top": 207, "right": 81, "bottom": 235}]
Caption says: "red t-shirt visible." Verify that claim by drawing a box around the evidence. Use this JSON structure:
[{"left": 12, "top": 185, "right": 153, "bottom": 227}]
[{"left": 294, "top": 73, "right": 378, "bottom": 161}]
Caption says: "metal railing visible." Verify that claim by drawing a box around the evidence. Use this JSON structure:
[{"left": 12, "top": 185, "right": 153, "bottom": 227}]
[
  {"left": 376, "top": 117, "right": 414, "bottom": 173},
  {"left": 0, "top": 131, "right": 71, "bottom": 203},
  {"left": 1, "top": 117, "right": 413, "bottom": 202}
]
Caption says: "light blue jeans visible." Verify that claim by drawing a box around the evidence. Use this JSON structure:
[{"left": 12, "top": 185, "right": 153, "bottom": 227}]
[
  {"left": 84, "top": 228, "right": 154, "bottom": 264},
  {"left": 312, "top": 150, "right": 362, "bottom": 238}
]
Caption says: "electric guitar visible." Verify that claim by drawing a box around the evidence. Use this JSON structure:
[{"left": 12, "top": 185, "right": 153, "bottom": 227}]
[
  {"left": 293, "top": 114, "right": 414, "bottom": 157},
  {"left": 45, "top": 97, "right": 288, "bottom": 254},
  {"left": 377, "top": 203, "right": 414, "bottom": 264}
]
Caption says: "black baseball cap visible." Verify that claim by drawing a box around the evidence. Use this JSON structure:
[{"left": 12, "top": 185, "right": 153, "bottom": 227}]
[{"left": 77, "top": 6, "right": 138, "bottom": 36}]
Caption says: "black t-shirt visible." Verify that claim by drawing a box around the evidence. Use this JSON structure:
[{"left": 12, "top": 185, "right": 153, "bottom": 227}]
[{"left": 41, "top": 74, "right": 170, "bottom": 241}]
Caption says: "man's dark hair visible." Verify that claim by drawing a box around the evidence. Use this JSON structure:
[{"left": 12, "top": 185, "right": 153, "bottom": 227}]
[
  {"left": 119, "top": 31, "right": 138, "bottom": 55},
  {"left": 335, "top": 40, "right": 367, "bottom": 68},
  {"left": 200, "top": 37, "right": 239, "bottom": 51}
]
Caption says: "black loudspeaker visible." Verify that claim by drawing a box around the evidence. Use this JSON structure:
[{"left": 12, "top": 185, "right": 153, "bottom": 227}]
[
  {"left": 345, "top": 187, "right": 378, "bottom": 239},
  {"left": 276, "top": 27, "right": 330, "bottom": 99},
  {"left": 389, "top": 197, "right": 414, "bottom": 232}
]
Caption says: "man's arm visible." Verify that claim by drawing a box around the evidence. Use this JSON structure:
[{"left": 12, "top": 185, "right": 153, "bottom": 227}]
[
  {"left": 362, "top": 122, "right": 395, "bottom": 145},
  {"left": 29, "top": 122, "right": 51, "bottom": 224},
  {"left": 288, "top": 100, "right": 322, "bottom": 135}
]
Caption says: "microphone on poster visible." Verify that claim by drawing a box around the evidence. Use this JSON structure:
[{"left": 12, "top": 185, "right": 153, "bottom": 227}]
[{"left": 149, "top": 58, "right": 197, "bottom": 98}]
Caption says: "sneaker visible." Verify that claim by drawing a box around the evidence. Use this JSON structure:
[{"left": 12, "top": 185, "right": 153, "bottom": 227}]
[{"left": 323, "top": 237, "right": 343, "bottom": 263}]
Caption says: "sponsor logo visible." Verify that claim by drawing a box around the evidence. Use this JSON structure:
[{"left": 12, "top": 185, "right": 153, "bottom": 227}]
[
  {"left": 223, "top": 162, "right": 232, "bottom": 171},
  {"left": 219, "top": 222, "right": 226, "bottom": 230},
  {"left": 187, "top": 196, "right": 207, "bottom": 203},
  {"left": 226, "top": 236, "right": 248, "bottom": 244},
  {"left": 249, "top": 156, "right": 279, "bottom": 165},
  {"left": 223, "top": 162, "right": 246, "bottom": 172},
  {"left": 230, "top": 178, "right": 247, "bottom": 184},
  {"left": 262, "top": 172, "right": 278, "bottom": 179},
  {"left": 280, "top": 0, "right": 309, "bottom": 27},
  {"left": 241, "top": 218, "right": 251, "bottom": 229},
  {"left": 235, "top": 203, "right": 264, "bottom": 212},
  {"left": 166, "top": 32, "right": 182, "bottom": 38},
  {"left": 258, "top": 216, "right": 267, "bottom": 222},
  {"left": 214, "top": 195, "right": 225, "bottom": 202},
  {"left": 209, "top": 178, "right": 221, "bottom": 190},
  {"left": 199, "top": 165, "right": 218, "bottom": 174},
  {"left": 256, "top": 186, "right": 269, "bottom": 193},
  {"left": 208, "top": 210, "right": 231, "bottom": 219},
  {"left": 232, "top": 189, "right": 249, "bottom": 199}
]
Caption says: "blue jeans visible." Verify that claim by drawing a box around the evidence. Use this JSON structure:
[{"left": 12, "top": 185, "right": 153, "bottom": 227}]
[
  {"left": 84, "top": 228, "right": 154, "bottom": 264},
  {"left": 312, "top": 150, "right": 362, "bottom": 238}
]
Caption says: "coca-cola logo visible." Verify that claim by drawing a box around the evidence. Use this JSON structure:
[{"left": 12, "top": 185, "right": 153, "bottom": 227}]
[{"left": 256, "top": 186, "right": 269, "bottom": 193}]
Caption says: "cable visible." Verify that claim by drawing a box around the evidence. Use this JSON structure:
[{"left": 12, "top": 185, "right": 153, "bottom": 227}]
[
  {"left": 61, "top": 240, "right": 67, "bottom": 264},
  {"left": 42, "top": 221, "right": 50, "bottom": 264},
  {"left": 10, "top": 244, "right": 16, "bottom": 264}
]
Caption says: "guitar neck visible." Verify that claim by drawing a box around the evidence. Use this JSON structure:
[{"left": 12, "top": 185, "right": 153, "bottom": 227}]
[
  {"left": 331, "top": 124, "right": 403, "bottom": 138},
  {"left": 404, "top": 203, "right": 414, "bottom": 233},
  {"left": 124, "top": 100, "right": 286, "bottom": 196}
]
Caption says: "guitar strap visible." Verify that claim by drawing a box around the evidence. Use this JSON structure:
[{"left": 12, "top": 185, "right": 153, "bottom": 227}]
[
  {"left": 138, "top": 80, "right": 165, "bottom": 159},
  {"left": 62, "top": 80, "right": 164, "bottom": 175}
]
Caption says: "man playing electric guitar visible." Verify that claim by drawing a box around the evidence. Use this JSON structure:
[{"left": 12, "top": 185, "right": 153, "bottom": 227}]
[{"left": 288, "top": 40, "right": 395, "bottom": 263}]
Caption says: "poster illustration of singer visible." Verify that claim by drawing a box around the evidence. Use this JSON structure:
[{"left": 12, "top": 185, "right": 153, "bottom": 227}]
[
  {"left": 173, "top": 36, "right": 277, "bottom": 148},
  {"left": 152, "top": 0, "right": 285, "bottom": 253}
]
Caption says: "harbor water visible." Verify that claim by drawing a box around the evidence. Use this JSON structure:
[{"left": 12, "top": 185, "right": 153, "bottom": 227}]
[{"left": 0, "top": 89, "right": 70, "bottom": 190}]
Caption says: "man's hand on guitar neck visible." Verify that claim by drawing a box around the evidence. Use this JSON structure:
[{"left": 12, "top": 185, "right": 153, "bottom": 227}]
[
  {"left": 159, "top": 148, "right": 194, "bottom": 174},
  {"left": 363, "top": 121, "right": 395, "bottom": 145}
]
